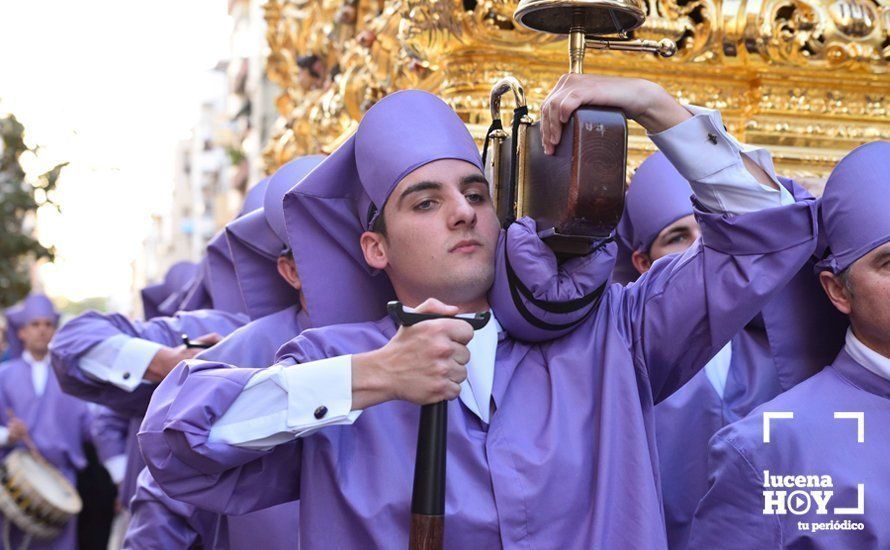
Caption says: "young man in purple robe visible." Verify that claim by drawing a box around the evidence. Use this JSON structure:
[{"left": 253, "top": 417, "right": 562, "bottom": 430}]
[
  {"left": 688, "top": 141, "right": 890, "bottom": 549},
  {"left": 0, "top": 294, "right": 92, "bottom": 550},
  {"left": 140, "top": 74, "right": 822, "bottom": 549},
  {"left": 617, "top": 152, "right": 844, "bottom": 549},
  {"left": 122, "top": 155, "right": 324, "bottom": 550}
]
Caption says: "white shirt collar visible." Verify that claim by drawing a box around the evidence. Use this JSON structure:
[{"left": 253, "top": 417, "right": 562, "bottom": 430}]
[
  {"left": 844, "top": 329, "right": 890, "bottom": 381},
  {"left": 460, "top": 313, "right": 500, "bottom": 424},
  {"left": 22, "top": 350, "right": 50, "bottom": 396},
  {"left": 399, "top": 307, "right": 500, "bottom": 424}
]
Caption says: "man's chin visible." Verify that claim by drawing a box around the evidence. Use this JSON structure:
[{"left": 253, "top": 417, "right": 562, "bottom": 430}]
[{"left": 435, "top": 270, "right": 494, "bottom": 302}]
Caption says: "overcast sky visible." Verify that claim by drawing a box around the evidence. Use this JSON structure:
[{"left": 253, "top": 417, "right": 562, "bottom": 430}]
[{"left": 1, "top": 0, "right": 230, "bottom": 309}]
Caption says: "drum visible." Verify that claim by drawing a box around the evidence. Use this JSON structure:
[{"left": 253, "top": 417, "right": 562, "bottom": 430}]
[{"left": 0, "top": 449, "right": 82, "bottom": 540}]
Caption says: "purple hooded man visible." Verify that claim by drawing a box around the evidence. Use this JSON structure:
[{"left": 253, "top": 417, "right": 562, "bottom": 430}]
[
  {"left": 615, "top": 151, "right": 846, "bottom": 549},
  {"left": 0, "top": 294, "right": 92, "bottom": 550},
  {"left": 123, "top": 155, "right": 324, "bottom": 550},
  {"left": 140, "top": 261, "right": 198, "bottom": 321},
  {"left": 139, "top": 73, "right": 821, "bottom": 549},
  {"left": 688, "top": 141, "right": 890, "bottom": 549}
]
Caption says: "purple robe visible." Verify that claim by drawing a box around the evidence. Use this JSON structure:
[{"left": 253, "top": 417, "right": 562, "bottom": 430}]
[
  {"left": 50, "top": 309, "right": 246, "bottom": 418},
  {"left": 123, "top": 468, "right": 222, "bottom": 550},
  {"left": 139, "top": 194, "right": 819, "bottom": 548},
  {"left": 652, "top": 178, "right": 847, "bottom": 549},
  {"left": 49, "top": 309, "right": 246, "bottom": 510},
  {"left": 0, "top": 358, "right": 91, "bottom": 550},
  {"left": 688, "top": 350, "right": 889, "bottom": 548},
  {"left": 162, "top": 259, "right": 214, "bottom": 315},
  {"left": 688, "top": 141, "right": 890, "bottom": 549},
  {"left": 127, "top": 306, "right": 308, "bottom": 549},
  {"left": 90, "top": 405, "right": 129, "bottom": 469}
]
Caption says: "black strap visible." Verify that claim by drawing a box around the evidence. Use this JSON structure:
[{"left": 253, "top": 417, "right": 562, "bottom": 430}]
[
  {"left": 480, "top": 119, "right": 503, "bottom": 167},
  {"left": 502, "top": 233, "right": 611, "bottom": 331},
  {"left": 503, "top": 105, "right": 528, "bottom": 229}
]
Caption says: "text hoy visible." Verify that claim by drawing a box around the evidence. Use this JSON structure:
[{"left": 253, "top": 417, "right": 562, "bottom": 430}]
[{"left": 761, "top": 471, "right": 865, "bottom": 516}]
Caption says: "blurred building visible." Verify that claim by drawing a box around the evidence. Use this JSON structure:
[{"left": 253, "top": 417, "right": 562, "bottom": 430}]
[{"left": 136, "top": 0, "right": 276, "bottom": 316}]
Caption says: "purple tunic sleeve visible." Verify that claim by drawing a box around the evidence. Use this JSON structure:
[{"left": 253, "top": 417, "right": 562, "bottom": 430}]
[
  {"left": 50, "top": 309, "right": 247, "bottom": 417},
  {"left": 138, "top": 360, "right": 302, "bottom": 515},
  {"left": 90, "top": 406, "right": 130, "bottom": 462},
  {"left": 621, "top": 195, "right": 818, "bottom": 403}
]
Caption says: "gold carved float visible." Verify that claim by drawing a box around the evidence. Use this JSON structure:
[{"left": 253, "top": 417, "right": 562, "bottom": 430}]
[{"left": 262, "top": 0, "right": 889, "bottom": 192}]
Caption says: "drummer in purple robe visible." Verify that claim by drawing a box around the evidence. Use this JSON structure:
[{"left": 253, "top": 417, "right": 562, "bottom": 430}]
[
  {"left": 123, "top": 155, "right": 324, "bottom": 550},
  {"left": 688, "top": 141, "right": 890, "bottom": 549},
  {"left": 140, "top": 74, "right": 822, "bottom": 549},
  {"left": 0, "top": 294, "right": 92, "bottom": 550},
  {"left": 617, "top": 152, "right": 845, "bottom": 549}
]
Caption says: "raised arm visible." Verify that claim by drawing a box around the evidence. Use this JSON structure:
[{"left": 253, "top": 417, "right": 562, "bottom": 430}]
[
  {"left": 541, "top": 74, "right": 818, "bottom": 402},
  {"left": 50, "top": 309, "right": 245, "bottom": 416}
]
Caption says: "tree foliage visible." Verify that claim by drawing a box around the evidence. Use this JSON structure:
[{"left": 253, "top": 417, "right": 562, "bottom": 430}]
[{"left": 0, "top": 113, "right": 66, "bottom": 307}]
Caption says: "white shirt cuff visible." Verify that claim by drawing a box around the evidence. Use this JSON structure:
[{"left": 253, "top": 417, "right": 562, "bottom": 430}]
[
  {"left": 209, "top": 355, "right": 361, "bottom": 450},
  {"left": 104, "top": 454, "right": 128, "bottom": 485},
  {"left": 649, "top": 105, "right": 794, "bottom": 214},
  {"left": 79, "top": 335, "right": 162, "bottom": 392},
  {"left": 0, "top": 426, "right": 9, "bottom": 447}
]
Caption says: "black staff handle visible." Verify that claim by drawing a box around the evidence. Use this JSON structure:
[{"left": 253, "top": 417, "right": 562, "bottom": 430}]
[
  {"left": 386, "top": 302, "right": 490, "bottom": 550},
  {"left": 181, "top": 334, "right": 213, "bottom": 349}
]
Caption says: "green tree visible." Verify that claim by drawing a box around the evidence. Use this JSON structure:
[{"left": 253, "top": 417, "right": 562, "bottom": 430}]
[{"left": 0, "top": 113, "right": 66, "bottom": 307}]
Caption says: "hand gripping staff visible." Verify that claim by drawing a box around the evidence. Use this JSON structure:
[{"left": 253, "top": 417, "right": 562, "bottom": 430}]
[{"left": 387, "top": 301, "right": 491, "bottom": 550}]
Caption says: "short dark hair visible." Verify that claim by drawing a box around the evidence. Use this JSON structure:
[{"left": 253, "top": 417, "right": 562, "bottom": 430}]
[
  {"left": 370, "top": 208, "right": 387, "bottom": 237},
  {"left": 838, "top": 265, "right": 854, "bottom": 294}
]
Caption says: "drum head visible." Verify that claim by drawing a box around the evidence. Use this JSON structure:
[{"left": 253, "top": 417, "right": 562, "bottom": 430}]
[{"left": 12, "top": 450, "right": 82, "bottom": 515}]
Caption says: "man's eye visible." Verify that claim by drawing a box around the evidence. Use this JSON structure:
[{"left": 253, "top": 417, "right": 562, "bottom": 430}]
[
  {"left": 415, "top": 199, "right": 435, "bottom": 211},
  {"left": 466, "top": 193, "right": 487, "bottom": 203},
  {"left": 668, "top": 235, "right": 688, "bottom": 245}
]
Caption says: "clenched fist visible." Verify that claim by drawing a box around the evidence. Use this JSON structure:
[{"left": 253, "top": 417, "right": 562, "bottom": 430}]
[{"left": 352, "top": 298, "right": 474, "bottom": 409}]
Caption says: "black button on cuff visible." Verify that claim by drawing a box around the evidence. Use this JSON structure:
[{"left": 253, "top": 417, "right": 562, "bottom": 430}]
[
  {"left": 314, "top": 406, "right": 328, "bottom": 419},
  {"left": 122, "top": 372, "right": 131, "bottom": 380},
  {"left": 707, "top": 132, "right": 718, "bottom": 144}
]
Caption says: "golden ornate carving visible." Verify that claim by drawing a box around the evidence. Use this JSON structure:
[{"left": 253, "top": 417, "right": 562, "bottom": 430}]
[{"left": 263, "top": 0, "right": 890, "bottom": 190}]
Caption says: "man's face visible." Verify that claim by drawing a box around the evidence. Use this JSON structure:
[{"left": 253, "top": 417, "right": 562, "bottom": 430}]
[
  {"left": 823, "top": 242, "right": 890, "bottom": 354},
  {"left": 360, "top": 159, "right": 500, "bottom": 310},
  {"left": 632, "top": 214, "right": 701, "bottom": 274},
  {"left": 17, "top": 318, "right": 56, "bottom": 357}
]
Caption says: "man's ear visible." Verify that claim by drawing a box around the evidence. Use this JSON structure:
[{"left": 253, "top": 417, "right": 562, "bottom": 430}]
[
  {"left": 819, "top": 270, "right": 853, "bottom": 315},
  {"left": 631, "top": 250, "right": 653, "bottom": 275},
  {"left": 360, "top": 231, "right": 388, "bottom": 270},
  {"left": 276, "top": 256, "right": 302, "bottom": 291}
]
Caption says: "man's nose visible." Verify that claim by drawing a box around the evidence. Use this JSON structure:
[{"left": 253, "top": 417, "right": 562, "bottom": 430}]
[{"left": 449, "top": 195, "right": 477, "bottom": 228}]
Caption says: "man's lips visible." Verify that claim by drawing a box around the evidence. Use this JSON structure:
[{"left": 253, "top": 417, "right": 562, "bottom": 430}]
[{"left": 449, "top": 239, "right": 483, "bottom": 253}]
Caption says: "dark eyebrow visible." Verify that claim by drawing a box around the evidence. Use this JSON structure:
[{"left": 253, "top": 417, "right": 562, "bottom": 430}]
[
  {"left": 398, "top": 181, "right": 441, "bottom": 207},
  {"left": 660, "top": 226, "right": 690, "bottom": 241},
  {"left": 461, "top": 173, "right": 489, "bottom": 189},
  {"left": 872, "top": 249, "right": 890, "bottom": 265}
]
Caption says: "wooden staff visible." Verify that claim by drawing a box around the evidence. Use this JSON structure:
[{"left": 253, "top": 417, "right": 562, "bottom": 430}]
[{"left": 387, "top": 302, "right": 490, "bottom": 550}]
